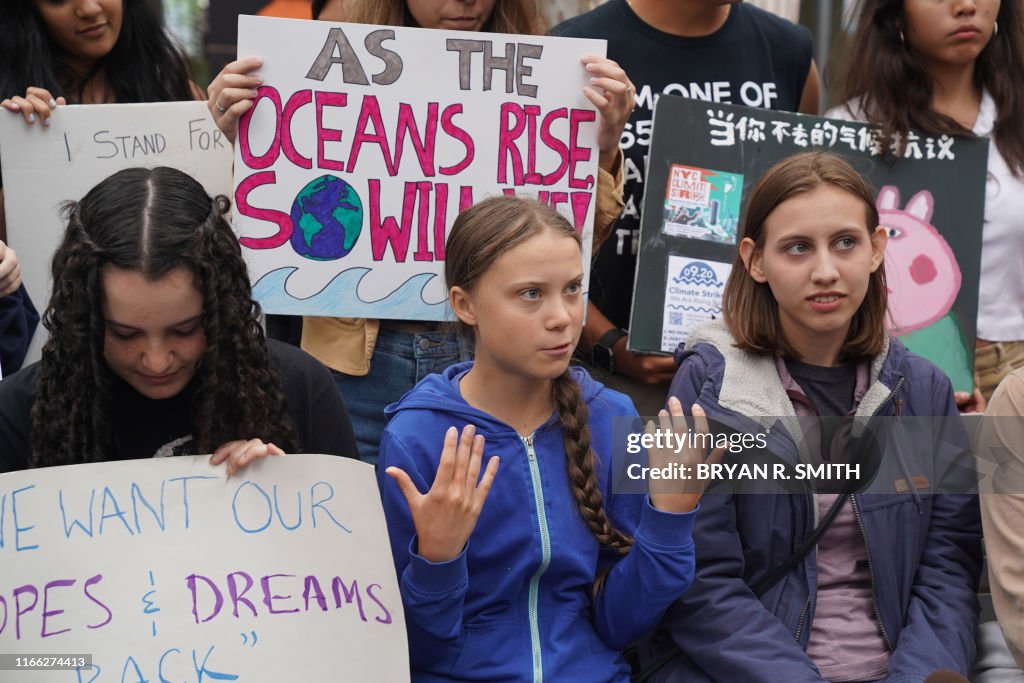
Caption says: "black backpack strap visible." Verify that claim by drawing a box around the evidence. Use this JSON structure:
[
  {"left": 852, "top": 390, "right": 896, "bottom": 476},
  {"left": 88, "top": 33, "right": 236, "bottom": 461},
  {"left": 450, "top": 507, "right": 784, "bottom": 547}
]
[{"left": 751, "top": 491, "right": 849, "bottom": 598}]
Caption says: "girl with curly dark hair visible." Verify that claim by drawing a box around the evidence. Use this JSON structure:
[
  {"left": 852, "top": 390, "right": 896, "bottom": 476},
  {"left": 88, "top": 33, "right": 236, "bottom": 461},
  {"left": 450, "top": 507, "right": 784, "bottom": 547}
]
[
  {"left": 0, "top": 166, "right": 357, "bottom": 473},
  {"left": 828, "top": 0, "right": 1024, "bottom": 407}
]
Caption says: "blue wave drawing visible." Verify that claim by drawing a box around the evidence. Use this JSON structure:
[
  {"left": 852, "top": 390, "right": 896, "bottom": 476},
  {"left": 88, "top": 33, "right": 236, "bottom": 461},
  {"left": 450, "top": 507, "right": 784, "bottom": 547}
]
[
  {"left": 252, "top": 267, "right": 452, "bottom": 320},
  {"left": 666, "top": 304, "right": 720, "bottom": 314}
]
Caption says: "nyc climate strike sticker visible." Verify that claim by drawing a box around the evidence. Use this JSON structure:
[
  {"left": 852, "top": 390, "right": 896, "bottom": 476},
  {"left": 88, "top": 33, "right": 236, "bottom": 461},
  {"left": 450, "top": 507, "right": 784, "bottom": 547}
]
[{"left": 661, "top": 164, "right": 743, "bottom": 245}]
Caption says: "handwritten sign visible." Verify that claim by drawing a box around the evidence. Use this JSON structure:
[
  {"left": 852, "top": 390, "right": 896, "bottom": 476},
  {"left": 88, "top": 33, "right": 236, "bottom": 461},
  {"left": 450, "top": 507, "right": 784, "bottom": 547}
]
[
  {"left": 0, "top": 455, "right": 408, "bottom": 681},
  {"left": 0, "top": 102, "right": 234, "bottom": 366},
  {"left": 630, "top": 97, "right": 988, "bottom": 392},
  {"left": 234, "top": 16, "right": 605, "bottom": 319}
]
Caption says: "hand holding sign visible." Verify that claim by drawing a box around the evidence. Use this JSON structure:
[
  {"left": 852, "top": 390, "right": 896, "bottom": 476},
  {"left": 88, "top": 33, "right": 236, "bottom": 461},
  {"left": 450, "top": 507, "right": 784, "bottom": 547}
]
[
  {"left": 206, "top": 57, "right": 265, "bottom": 143},
  {"left": 385, "top": 425, "right": 500, "bottom": 563},
  {"left": 1, "top": 87, "right": 66, "bottom": 126},
  {"left": 0, "top": 240, "right": 21, "bottom": 297},
  {"left": 647, "top": 397, "right": 725, "bottom": 513},
  {"left": 581, "top": 55, "right": 636, "bottom": 171},
  {"left": 209, "top": 438, "right": 285, "bottom": 476}
]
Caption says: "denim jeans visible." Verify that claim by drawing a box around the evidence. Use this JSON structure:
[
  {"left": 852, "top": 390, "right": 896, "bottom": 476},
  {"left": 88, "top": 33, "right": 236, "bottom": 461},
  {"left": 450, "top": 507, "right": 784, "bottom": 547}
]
[{"left": 332, "top": 326, "right": 470, "bottom": 466}]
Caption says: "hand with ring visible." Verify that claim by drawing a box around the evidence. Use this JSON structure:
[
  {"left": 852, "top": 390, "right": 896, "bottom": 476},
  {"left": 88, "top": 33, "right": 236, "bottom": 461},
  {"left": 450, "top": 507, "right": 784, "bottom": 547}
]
[{"left": 206, "top": 56, "right": 265, "bottom": 143}]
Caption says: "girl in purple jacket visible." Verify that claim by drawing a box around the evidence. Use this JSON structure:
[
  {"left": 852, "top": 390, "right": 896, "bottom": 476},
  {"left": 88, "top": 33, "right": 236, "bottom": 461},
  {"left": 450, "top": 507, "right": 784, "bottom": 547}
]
[{"left": 637, "top": 152, "right": 982, "bottom": 683}]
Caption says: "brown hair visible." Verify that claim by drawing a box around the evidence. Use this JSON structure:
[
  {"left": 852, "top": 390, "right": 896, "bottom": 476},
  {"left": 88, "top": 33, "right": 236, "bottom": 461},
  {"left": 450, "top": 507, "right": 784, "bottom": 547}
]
[
  {"left": 723, "top": 151, "right": 888, "bottom": 362},
  {"left": 346, "top": 0, "right": 546, "bottom": 35},
  {"left": 446, "top": 196, "right": 632, "bottom": 553},
  {"left": 835, "top": 0, "right": 1024, "bottom": 176}
]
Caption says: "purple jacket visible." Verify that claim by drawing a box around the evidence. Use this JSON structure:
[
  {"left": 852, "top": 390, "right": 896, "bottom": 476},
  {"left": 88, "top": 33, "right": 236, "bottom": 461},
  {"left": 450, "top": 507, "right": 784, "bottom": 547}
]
[{"left": 638, "top": 321, "right": 982, "bottom": 683}]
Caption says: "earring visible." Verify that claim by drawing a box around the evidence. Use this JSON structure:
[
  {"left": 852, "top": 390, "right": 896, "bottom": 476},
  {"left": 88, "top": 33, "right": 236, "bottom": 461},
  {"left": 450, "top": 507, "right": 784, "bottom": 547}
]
[
  {"left": 994, "top": 21, "right": 999, "bottom": 37},
  {"left": 899, "top": 29, "right": 905, "bottom": 44}
]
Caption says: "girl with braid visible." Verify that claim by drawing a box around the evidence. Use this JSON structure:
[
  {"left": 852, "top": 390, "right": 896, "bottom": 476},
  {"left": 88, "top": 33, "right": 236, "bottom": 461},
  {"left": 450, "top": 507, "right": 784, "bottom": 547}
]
[
  {"left": 0, "top": 166, "right": 356, "bottom": 472},
  {"left": 378, "top": 195, "right": 709, "bottom": 682}
]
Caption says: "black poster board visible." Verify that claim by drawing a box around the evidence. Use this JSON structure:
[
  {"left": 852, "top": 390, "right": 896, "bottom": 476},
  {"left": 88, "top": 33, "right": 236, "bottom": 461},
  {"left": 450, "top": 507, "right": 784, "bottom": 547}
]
[{"left": 629, "top": 97, "right": 989, "bottom": 392}]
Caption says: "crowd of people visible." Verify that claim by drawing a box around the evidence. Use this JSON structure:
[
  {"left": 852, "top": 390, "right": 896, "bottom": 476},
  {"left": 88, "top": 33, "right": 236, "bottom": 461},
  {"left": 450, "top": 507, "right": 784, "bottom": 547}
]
[{"left": 1, "top": 0, "right": 1023, "bottom": 681}]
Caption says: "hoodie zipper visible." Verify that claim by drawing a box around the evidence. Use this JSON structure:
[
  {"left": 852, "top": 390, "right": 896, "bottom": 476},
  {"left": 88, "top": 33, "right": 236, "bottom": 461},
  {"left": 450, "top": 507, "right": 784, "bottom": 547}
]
[
  {"left": 522, "top": 434, "right": 550, "bottom": 683},
  {"left": 792, "top": 377, "right": 904, "bottom": 646}
]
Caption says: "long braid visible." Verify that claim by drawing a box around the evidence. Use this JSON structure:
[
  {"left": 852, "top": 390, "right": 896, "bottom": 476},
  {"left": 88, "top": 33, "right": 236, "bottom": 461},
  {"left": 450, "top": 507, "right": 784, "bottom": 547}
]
[{"left": 552, "top": 371, "right": 633, "bottom": 554}]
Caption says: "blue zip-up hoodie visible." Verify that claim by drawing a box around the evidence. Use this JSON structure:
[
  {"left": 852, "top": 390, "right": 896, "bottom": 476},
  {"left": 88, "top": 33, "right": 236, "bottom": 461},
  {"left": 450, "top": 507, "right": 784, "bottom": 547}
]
[
  {"left": 379, "top": 362, "right": 698, "bottom": 682},
  {"left": 638, "top": 321, "right": 982, "bottom": 683}
]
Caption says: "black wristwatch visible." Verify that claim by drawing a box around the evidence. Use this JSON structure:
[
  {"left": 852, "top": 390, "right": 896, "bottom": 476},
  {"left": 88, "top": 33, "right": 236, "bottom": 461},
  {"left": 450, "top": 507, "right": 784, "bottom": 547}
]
[{"left": 592, "top": 328, "right": 628, "bottom": 373}]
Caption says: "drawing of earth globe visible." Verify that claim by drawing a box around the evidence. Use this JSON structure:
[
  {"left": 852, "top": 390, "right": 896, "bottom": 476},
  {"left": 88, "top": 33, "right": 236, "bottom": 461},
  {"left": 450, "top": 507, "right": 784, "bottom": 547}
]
[{"left": 289, "top": 175, "right": 363, "bottom": 261}]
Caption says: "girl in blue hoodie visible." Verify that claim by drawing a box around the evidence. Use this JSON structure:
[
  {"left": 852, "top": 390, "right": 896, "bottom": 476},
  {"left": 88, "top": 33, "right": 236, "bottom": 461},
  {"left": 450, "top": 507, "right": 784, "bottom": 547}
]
[
  {"left": 637, "top": 152, "right": 982, "bottom": 682},
  {"left": 378, "top": 195, "right": 708, "bottom": 682}
]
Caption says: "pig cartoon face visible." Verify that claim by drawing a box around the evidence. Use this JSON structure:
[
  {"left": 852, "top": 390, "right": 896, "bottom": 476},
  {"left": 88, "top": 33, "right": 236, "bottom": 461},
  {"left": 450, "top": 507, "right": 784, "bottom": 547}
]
[{"left": 877, "top": 186, "right": 961, "bottom": 336}]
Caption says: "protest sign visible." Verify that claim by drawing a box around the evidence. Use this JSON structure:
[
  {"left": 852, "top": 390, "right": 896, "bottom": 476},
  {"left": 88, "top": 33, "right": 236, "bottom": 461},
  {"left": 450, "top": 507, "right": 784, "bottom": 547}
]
[
  {"left": 0, "top": 102, "right": 234, "bottom": 365},
  {"left": 0, "top": 455, "right": 408, "bottom": 681},
  {"left": 629, "top": 97, "right": 989, "bottom": 392},
  {"left": 233, "top": 15, "right": 605, "bottom": 319}
]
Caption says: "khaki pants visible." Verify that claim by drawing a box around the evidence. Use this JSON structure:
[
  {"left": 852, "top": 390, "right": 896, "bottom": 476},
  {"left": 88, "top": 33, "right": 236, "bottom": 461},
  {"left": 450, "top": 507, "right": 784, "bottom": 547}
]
[{"left": 976, "top": 341, "right": 1024, "bottom": 400}]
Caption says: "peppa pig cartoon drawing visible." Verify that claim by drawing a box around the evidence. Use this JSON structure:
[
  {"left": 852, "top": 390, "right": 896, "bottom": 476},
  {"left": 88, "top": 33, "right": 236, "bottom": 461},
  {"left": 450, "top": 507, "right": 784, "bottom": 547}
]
[
  {"left": 878, "top": 186, "right": 961, "bottom": 335},
  {"left": 877, "top": 185, "right": 971, "bottom": 390}
]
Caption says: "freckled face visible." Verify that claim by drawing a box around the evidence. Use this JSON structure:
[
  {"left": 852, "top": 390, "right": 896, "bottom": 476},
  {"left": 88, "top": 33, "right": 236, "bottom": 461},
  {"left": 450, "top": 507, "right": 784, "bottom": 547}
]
[
  {"left": 35, "top": 0, "right": 123, "bottom": 71},
  {"left": 101, "top": 266, "right": 207, "bottom": 400},
  {"left": 406, "top": 0, "right": 497, "bottom": 31}
]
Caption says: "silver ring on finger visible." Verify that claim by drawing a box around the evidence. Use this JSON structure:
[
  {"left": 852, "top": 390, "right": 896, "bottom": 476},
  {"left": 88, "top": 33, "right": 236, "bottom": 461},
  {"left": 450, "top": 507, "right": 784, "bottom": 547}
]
[{"left": 215, "top": 100, "right": 227, "bottom": 114}]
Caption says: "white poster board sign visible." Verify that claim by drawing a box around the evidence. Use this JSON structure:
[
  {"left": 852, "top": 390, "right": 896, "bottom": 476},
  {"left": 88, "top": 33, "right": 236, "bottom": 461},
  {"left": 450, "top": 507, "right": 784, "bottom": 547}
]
[
  {"left": 0, "top": 455, "right": 408, "bottom": 681},
  {"left": 234, "top": 15, "right": 605, "bottom": 319},
  {"left": 0, "top": 102, "right": 234, "bottom": 365}
]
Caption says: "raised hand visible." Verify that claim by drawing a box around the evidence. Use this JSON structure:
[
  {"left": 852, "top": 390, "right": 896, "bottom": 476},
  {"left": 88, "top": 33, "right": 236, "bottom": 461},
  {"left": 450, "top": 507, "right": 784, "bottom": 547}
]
[
  {"left": 386, "top": 425, "right": 500, "bottom": 563},
  {"left": 647, "top": 397, "right": 726, "bottom": 513}
]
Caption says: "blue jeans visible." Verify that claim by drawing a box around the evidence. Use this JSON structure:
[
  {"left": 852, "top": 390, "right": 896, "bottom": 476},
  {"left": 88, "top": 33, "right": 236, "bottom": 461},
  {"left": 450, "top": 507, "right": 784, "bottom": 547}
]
[{"left": 332, "top": 326, "right": 470, "bottom": 466}]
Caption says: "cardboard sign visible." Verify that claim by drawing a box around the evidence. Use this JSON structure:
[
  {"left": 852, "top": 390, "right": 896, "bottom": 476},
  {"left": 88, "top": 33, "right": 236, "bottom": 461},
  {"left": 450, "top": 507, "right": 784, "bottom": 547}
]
[
  {"left": 0, "top": 102, "right": 234, "bottom": 365},
  {"left": 0, "top": 455, "right": 408, "bottom": 681},
  {"left": 630, "top": 97, "right": 989, "bottom": 392},
  {"left": 233, "top": 16, "right": 605, "bottom": 319}
]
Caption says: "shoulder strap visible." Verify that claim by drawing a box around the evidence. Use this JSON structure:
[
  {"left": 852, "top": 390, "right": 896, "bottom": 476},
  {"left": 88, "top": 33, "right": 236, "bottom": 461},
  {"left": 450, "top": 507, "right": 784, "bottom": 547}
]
[
  {"left": 629, "top": 492, "right": 847, "bottom": 683},
  {"left": 751, "top": 491, "right": 848, "bottom": 598}
]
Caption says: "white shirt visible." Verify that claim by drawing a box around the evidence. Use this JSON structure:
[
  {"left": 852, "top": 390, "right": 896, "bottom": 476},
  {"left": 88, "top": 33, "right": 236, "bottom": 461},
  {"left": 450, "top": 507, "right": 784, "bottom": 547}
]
[{"left": 827, "top": 92, "right": 1024, "bottom": 341}]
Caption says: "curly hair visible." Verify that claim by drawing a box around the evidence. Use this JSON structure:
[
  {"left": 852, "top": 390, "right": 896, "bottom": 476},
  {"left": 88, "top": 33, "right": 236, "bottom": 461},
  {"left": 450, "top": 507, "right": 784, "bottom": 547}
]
[
  {"left": 0, "top": 0, "right": 195, "bottom": 104},
  {"left": 836, "top": 0, "right": 1024, "bottom": 176},
  {"left": 445, "top": 195, "right": 633, "bottom": 553},
  {"left": 346, "top": 0, "right": 546, "bottom": 35},
  {"left": 29, "top": 167, "right": 297, "bottom": 467}
]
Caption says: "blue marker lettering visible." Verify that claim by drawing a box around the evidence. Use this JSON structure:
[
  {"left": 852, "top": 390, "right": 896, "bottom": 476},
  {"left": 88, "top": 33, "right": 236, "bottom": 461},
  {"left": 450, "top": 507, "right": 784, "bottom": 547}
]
[
  {"left": 310, "top": 482, "right": 351, "bottom": 532},
  {"left": 12, "top": 485, "right": 38, "bottom": 551}
]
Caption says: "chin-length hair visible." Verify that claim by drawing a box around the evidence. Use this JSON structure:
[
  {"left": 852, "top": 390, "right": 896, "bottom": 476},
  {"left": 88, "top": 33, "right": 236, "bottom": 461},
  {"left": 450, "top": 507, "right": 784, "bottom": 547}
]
[
  {"left": 30, "top": 167, "right": 296, "bottom": 467},
  {"left": 723, "top": 152, "right": 889, "bottom": 362}
]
